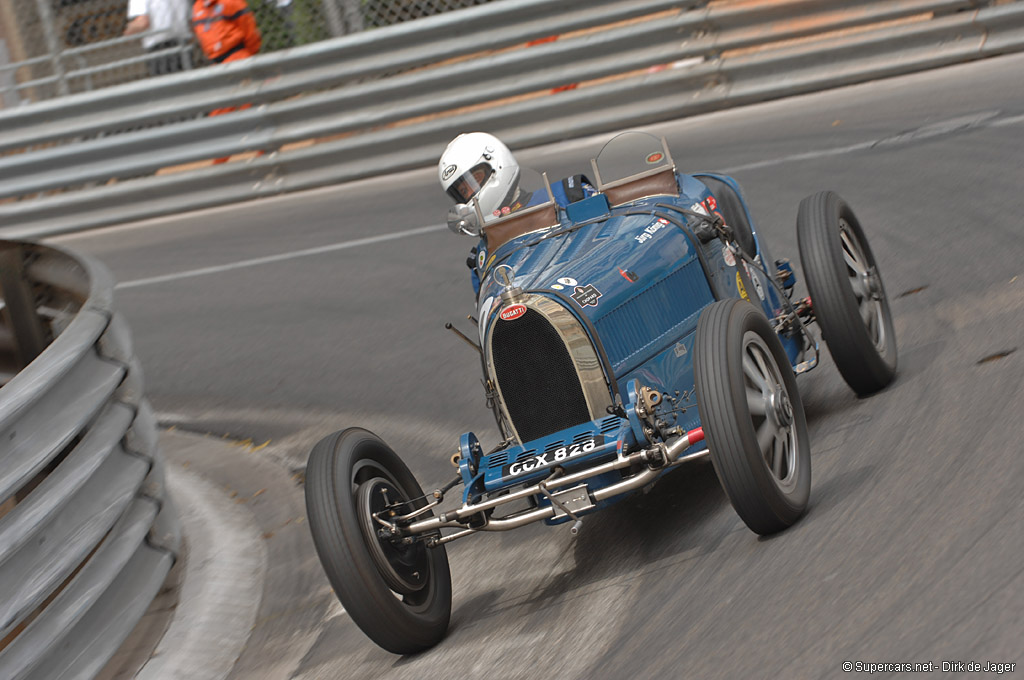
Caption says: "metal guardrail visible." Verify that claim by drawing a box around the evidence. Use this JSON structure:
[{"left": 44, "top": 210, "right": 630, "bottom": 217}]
[
  {"left": 0, "top": 0, "right": 488, "bottom": 105},
  {"left": 1, "top": 0, "right": 1023, "bottom": 237},
  {"left": 0, "top": 240, "right": 179, "bottom": 680},
  {"left": 0, "top": 32, "right": 195, "bottom": 100}
]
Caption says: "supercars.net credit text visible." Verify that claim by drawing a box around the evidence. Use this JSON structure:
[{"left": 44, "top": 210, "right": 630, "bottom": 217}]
[{"left": 842, "top": 661, "right": 1016, "bottom": 674}]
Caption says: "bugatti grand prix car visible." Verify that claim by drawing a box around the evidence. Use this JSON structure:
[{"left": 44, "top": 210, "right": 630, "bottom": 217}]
[{"left": 304, "top": 131, "right": 897, "bottom": 654}]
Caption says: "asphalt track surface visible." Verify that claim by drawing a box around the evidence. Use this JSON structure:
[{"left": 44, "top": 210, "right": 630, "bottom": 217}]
[{"left": 56, "top": 53, "right": 1022, "bottom": 679}]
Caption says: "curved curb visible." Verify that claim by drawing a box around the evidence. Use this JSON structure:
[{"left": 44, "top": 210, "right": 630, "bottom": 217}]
[{"left": 135, "top": 463, "right": 267, "bottom": 680}]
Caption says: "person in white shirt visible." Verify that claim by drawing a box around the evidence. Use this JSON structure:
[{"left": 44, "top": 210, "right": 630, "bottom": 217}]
[{"left": 124, "top": 0, "right": 191, "bottom": 75}]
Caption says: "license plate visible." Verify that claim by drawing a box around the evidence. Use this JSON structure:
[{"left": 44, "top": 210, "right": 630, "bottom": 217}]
[{"left": 501, "top": 435, "right": 604, "bottom": 479}]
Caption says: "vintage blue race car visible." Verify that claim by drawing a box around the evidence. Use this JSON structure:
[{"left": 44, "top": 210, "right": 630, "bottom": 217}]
[{"left": 304, "top": 132, "right": 898, "bottom": 654}]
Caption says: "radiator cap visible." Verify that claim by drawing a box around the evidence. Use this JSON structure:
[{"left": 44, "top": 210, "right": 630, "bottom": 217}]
[{"left": 495, "top": 264, "right": 524, "bottom": 304}]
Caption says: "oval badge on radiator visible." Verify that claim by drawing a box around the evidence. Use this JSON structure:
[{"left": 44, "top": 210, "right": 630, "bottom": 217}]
[{"left": 500, "top": 304, "right": 527, "bottom": 321}]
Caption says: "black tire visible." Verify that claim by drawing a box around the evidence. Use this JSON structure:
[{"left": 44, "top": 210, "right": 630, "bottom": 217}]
[
  {"left": 304, "top": 428, "right": 452, "bottom": 654},
  {"left": 698, "top": 175, "right": 757, "bottom": 258},
  {"left": 694, "top": 299, "right": 811, "bottom": 535},
  {"left": 797, "top": 191, "right": 897, "bottom": 396}
]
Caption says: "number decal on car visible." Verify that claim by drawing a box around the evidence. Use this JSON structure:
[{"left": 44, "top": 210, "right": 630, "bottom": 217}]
[{"left": 501, "top": 435, "right": 605, "bottom": 479}]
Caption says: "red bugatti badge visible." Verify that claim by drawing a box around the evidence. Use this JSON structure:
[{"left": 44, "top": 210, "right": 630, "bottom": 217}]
[{"left": 500, "top": 304, "right": 527, "bottom": 321}]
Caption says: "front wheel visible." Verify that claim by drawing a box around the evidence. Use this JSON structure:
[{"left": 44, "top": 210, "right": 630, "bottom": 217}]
[
  {"left": 305, "top": 428, "right": 452, "bottom": 654},
  {"left": 797, "top": 191, "right": 897, "bottom": 396},
  {"left": 695, "top": 299, "right": 811, "bottom": 535}
]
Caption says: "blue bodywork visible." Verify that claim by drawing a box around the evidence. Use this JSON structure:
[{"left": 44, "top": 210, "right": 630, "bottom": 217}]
[{"left": 458, "top": 167, "right": 806, "bottom": 521}]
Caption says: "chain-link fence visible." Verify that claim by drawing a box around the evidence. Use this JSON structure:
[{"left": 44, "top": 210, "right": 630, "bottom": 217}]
[{"left": 0, "top": 0, "right": 494, "bottom": 106}]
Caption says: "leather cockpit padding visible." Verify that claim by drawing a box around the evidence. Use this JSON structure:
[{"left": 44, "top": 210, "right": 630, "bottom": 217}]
[
  {"left": 484, "top": 203, "right": 560, "bottom": 252},
  {"left": 603, "top": 168, "right": 679, "bottom": 207}
]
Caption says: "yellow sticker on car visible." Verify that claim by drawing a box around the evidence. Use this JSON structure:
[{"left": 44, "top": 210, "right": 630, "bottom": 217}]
[{"left": 736, "top": 271, "right": 749, "bottom": 300}]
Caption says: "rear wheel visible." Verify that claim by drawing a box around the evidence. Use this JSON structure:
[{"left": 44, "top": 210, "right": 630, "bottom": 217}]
[
  {"left": 305, "top": 428, "right": 451, "bottom": 654},
  {"left": 698, "top": 175, "right": 757, "bottom": 258},
  {"left": 695, "top": 299, "right": 811, "bottom": 535},
  {"left": 797, "top": 191, "right": 897, "bottom": 396}
]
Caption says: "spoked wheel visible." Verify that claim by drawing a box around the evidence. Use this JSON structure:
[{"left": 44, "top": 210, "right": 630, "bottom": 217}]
[
  {"left": 695, "top": 299, "right": 811, "bottom": 535},
  {"left": 305, "top": 428, "right": 451, "bottom": 654},
  {"left": 797, "top": 191, "right": 897, "bottom": 396}
]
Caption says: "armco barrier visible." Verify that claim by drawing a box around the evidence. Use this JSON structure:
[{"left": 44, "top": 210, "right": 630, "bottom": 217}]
[
  {"left": 0, "top": 241, "right": 179, "bottom": 680},
  {"left": 1, "top": 0, "right": 1023, "bottom": 237}
]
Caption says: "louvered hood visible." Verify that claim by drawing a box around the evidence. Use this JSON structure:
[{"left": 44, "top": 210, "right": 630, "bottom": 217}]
[
  {"left": 477, "top": 212, "right": 701, "bottom": 325},
  {"left": 477, "top": 211, "right": 715, "bottom": 445},
  {"left": 478, "top": 211, "right": 713, "bottom": 378}
]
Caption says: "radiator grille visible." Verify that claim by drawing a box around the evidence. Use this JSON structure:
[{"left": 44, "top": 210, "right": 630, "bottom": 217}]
[{"left": 491, "top": 308, "right": 591, "bottom": 443}]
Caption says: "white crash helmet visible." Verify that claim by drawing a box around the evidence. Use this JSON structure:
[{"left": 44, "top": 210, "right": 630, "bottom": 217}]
[{"left": 438, "top": 132, "right": 520, "bottom": 218}]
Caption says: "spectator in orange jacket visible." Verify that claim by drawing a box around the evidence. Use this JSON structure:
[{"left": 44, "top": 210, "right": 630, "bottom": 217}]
[
  {"left": 191, "top": 0, "right": 261, "bottom": 65},
  {"left": 192, "top": 0, "right": 261, "bottom": 160}
]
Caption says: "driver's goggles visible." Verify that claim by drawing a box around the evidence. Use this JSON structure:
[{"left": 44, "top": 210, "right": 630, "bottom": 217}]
[{"left": 446, "top": 162, "right": 493, "bottom": 203}]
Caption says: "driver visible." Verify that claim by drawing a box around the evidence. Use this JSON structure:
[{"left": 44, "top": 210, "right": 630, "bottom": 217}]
[
  {"left": 438, "top": 132, "right": 594, "bottom": 293},
  {"left": 439, "top": 132, "right": 522, "bottom": 218}
]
